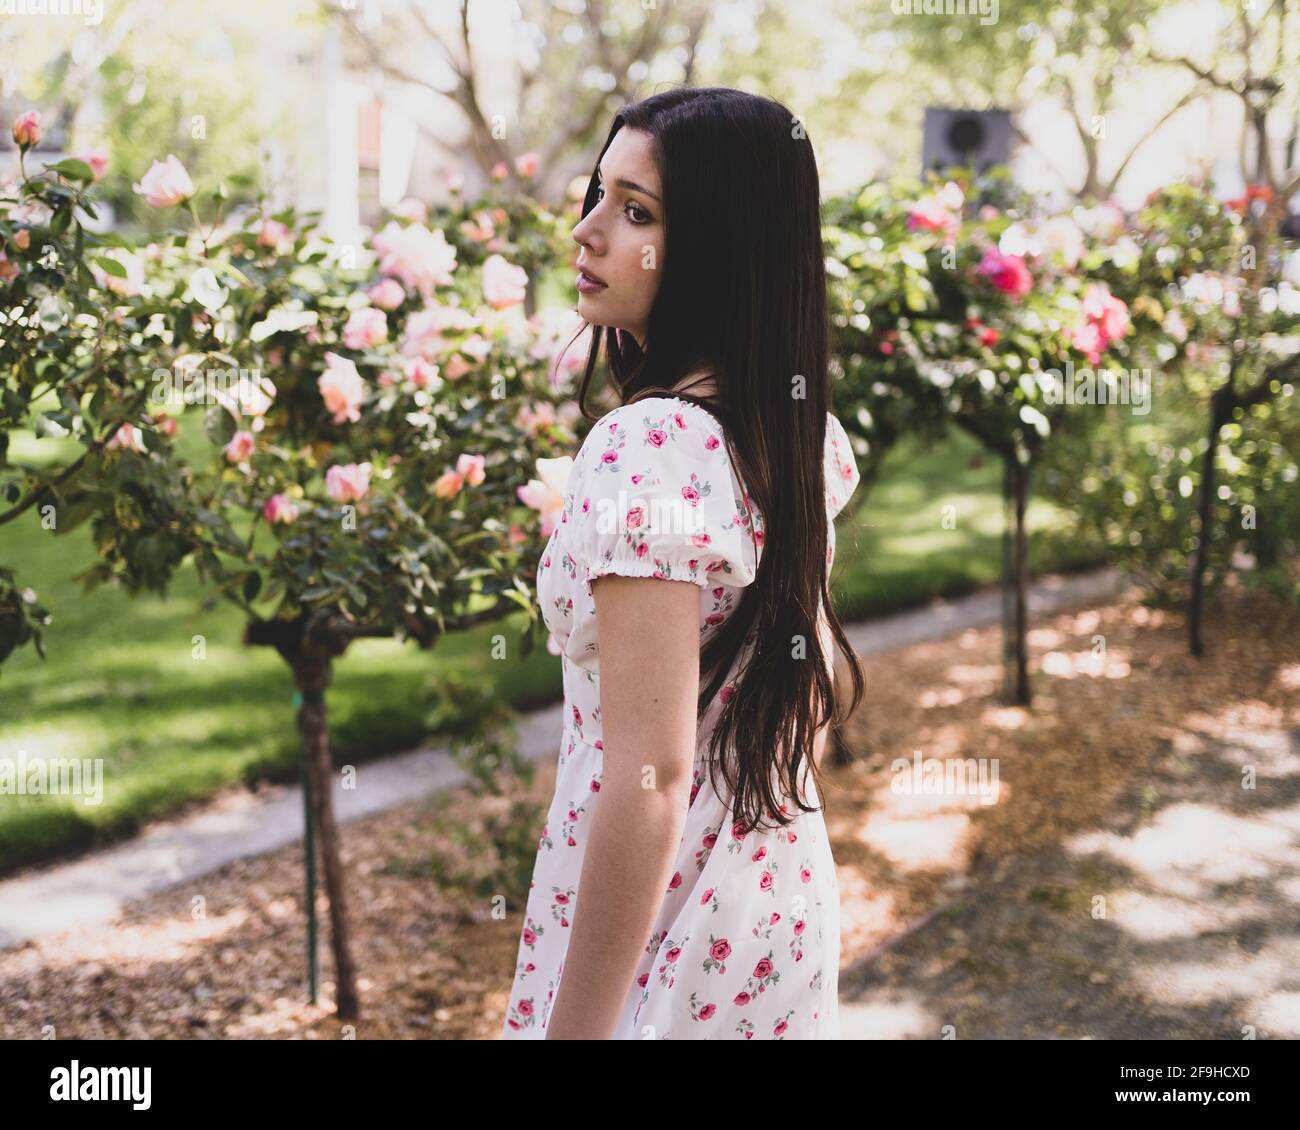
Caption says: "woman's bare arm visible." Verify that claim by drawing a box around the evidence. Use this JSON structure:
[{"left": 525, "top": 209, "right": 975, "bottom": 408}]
[{"left": 544, "top": 573, "right": 701, "bottom": 1039}]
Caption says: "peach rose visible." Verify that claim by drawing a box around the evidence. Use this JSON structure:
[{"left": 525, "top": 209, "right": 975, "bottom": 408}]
[
  {"left": 326, "top": 462, "right": 370, "bottom": 503},
  {"left": 456, "top": 453, "right": 486, "bottom": 486},
  {"left": 342, "top": 306, "right": 388, "bottom": 350},
  {"left": 482, "top": 254, "right": 528, "bottom": 310},
  {"left": 317, "top": 352, "right": 366, "bottom": 424},
  {"left": 12, "top": 111, "right": 41, "bottom": 149},
  {"left": 433, "top": 470, "right": 463, "bottom": 500},
  {"left": 132, "top": 155, "right": 194, "bottom": 208}
]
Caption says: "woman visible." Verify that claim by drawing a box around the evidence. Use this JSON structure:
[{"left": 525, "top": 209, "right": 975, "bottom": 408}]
[{"left": 501, "top": 86, "right": 864, "bottom": 1040}]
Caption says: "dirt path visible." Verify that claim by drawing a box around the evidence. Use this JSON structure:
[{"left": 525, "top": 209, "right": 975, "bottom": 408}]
[{"left": 1, "top": 583, "right": 1296, "bottom": 1039}]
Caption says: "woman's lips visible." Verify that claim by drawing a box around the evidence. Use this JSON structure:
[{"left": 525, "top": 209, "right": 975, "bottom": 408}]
[{"left": 576, "top": 268, "right": 608, "bottom": 293}]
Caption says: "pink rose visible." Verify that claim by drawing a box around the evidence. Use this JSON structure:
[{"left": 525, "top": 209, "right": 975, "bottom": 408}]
[
  {"left": 263, "top": 493, "right": 300, "bottom": 524},
  {"left": 439, "top": 354, "right": 471, "bottom": 380},
  {"left": 367, "top": 278, "right": 406, "bottom": 310},
  {"left": 646, "top": 428, "right": 667, "bottom": 447},
  {"left": 459, "top": 210, "right": 495, "bottom": 244},
  {"left": 371, "top": 220, "right": 457, "bottom": 298},
  {"left": 400, "top": 302, "right": 478, "bottom": 359},
  {"left": 456, "top": 453, "right": 486, "bottom": 486},
  {"left": 326, "top": 462, "right": 371, "bottom": 503},
  {"left": 12, "top": 111, "right": 41, "bottom": 149},
  {"left": 975, "top": 248, "right": 1033, "bottom": 299},
  {"left": 1068, "top": 283, "right": 1131, "bottom": 363},
  {"left": 106, "top": 423, "right": 146, "bottom": 453},
  {"left": 343, "top": 306, "right": 388, "bottom": 350},
  {"left": 1082, "top": 282, "right": 1130, "bottom": 340},
  {"left": 709, "top": 939, "right": 731, "bottom": 961},
  {"left": 257, "top": 219, "right": 289, "bottom": 248},
  {"left": 317, "top": 352, "right": 366, "bottom": 424},
  {"left": 906, "top": 182, "right": 963, "bottom": 238},
  {"left": 404, "top": 357, "right": 439, "bottom": 388},
  {"left": 132, "top": 155, "right": 194, "bottom": 208},
  {"left": 434, "top": 470, "right": 463, "bottom": 500},
  {"left": 681, "top": 484, "right": 700, "bottom": 504},
  {"left": 482, "top": 254, "right": 528, "bottom": 310},
  {"left": 517, "top": 401, "right": 556, "bottom": 436},
  {"left": 224, "top": 430, "right": 255, "bottom": 463},
  {"left": 753, "top": 958, "right": 773, "bottom": 979},
  {"left": 698, "top": 1003, "right": 716, "bottom": 1020},
  {"left": 514, "top": 151, "right": 540, "bottom": 179},
  {"left": 626, "top": 505, "right": 644, "bottom": 529}
]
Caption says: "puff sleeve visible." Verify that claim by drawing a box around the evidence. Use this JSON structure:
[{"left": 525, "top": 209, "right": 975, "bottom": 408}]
[
  {"left": 824, "top": 412, "right": 861, "bottom": 520},
  {"left": 568, "top": 397, "right": 757, "bottom": 590}
]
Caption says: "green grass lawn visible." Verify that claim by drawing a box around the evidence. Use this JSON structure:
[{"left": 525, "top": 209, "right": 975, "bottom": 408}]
[{"left": 0, "top": 422, "right": 1105, "bottom": 875}]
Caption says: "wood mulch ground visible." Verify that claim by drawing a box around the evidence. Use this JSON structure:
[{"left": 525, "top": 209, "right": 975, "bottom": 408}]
[{"left": 2, "top": 582, "right": 1297, "bottom": 1039}]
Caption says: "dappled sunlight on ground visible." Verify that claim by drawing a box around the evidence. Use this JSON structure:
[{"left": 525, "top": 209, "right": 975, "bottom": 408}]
[
  {"left": 3, "top": 586, "right": 1297, "bottom": 1038},
  {"left": 836, "top": 586, "right": 1300, "bottom": 1037}
]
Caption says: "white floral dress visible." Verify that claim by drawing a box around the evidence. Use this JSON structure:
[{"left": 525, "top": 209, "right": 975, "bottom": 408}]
[{"left": 501, "top": 395, "right": 861, "bottom": 1040}]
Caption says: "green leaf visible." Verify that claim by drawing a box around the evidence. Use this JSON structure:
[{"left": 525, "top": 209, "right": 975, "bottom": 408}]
[
  {"left": 47, "top": 158, "right": 95, "bottom": 183},
  {"left": 93, "top": 255, "right": 128, "bottom": 279},
  {"left": 203, "top": 403, "right": 236, "bottom": 447}
]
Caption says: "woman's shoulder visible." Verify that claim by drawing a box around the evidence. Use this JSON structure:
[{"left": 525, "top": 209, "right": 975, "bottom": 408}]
[{"left": 578, "top": 396, "right": 729, "bottom": 476}]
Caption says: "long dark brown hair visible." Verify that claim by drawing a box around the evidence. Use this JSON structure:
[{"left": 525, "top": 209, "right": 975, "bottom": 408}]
[{"left": 560, "top": 85, "right": 864, "bottom": 833}]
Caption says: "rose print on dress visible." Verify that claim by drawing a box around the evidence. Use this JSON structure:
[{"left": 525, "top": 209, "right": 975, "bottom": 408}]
[
  {"left": 751, "top": 911, "right": 782, "bottom": 941},
  {"left": 691, "top": 825, "right": 719, "bottom": 873},
  {"left": 549, "top": 884, "right": 575, "bottom": 926},
  {"left": 703, "top": 935, "right": 731, "bottom": 975},
  {"left": 687, "top": 991, "right": 717, "bottom": 1023},
  {"left": 655, "top": 934, "right": 688, "bottom": 990},
  {"left": 789, "top": 915, "right": 807, "bottom": 962},
  {"left": 504, "top": 995, "right": 537, "bottom": 1031},
  {"left": 733, "top": 951, "right": 781, "bottom": 1005}
]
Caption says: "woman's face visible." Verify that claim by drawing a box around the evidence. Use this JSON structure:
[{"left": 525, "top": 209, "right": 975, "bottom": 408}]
[{"left": 571, "top": 127, "right": 664, "bottom": 349}]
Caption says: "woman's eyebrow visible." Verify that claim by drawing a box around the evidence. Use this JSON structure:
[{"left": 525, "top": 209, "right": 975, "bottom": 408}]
[{"left": 596, "top": 163, "right": 661, "bottom": 202}]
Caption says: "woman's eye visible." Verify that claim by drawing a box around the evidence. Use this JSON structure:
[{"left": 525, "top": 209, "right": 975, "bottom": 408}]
[{"left": 594, "top": 185, "right": 650, "bottom": 225}]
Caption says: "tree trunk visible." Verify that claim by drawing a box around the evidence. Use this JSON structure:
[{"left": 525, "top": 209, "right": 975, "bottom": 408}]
[
  {"left": 1189, "top": 398, "right": 1225, "bottom": 658},
  {"left": 1001, "top": 457, "right": 1031, "bottom": 706},
  {"left": 293, "top": 632, "right": 361, "bottom": 1022}
]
